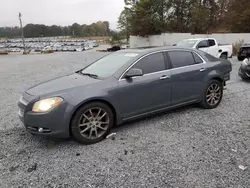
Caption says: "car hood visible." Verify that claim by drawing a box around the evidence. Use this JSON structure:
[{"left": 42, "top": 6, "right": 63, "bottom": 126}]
[{"left": 26, "top": 73, "right": 100, "bottom": 96}]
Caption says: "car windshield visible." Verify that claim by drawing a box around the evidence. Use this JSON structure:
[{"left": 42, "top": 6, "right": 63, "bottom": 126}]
[
  {"left": 176, "top": 39, "right": 198, "bottom": 48},
  {"left": 81, "top": 52, "right": 138, "bottom": 78}
]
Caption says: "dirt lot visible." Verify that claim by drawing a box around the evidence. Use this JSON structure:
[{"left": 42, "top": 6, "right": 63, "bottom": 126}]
[{"left": 0, "top": 52, "right": 249, "bottom": 188}]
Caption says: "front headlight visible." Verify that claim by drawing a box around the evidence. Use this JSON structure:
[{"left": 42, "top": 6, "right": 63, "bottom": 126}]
[
  {"left": 242, "top": 60, "right": 248, "bottom": 67},
  {"left": 242, "top": 58, "right": 250, "bottom": 67},
  {"left": 32, "top": 97, "right": 63, "bottom": 113}
]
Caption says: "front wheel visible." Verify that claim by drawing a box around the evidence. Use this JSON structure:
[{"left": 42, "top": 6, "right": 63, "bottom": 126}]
[
  {"left": 238, "top": 56, "right": 245, "bottom": 61},
  {"left": 200, "top": 80, "right": 223, "bottom": 109},
  {"left": 71, "top": 102, "right": 114, "bottom": 145}
]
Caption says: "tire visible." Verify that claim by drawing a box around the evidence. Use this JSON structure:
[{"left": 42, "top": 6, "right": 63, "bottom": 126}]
[
  {"left": 70, "top": 102, "right": 114, "bottom": 145},
  {"left": 238, "top": 56, "right": 245, "bottom": 61},
  {"left": 200, "top": 80, "right": 223, "bottom": 109},
  {"left": 240, "top": 76, "right": 248, "bottom": 80},
  {"left": 220, "top": 53, "right": 228, "bottom": 59}
]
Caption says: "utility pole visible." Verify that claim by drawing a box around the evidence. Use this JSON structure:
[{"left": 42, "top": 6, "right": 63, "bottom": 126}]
[
  {"left": 162, "top": 0, "right": 164, "bottom": 33},
  {"left": 18, "top": 12, "right": 26, "bottom": 53}
]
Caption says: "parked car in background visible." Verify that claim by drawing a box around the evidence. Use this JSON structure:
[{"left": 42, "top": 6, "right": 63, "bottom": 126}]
[
  {"left": 18, "top": 46, "right": 232, "bottom": 145},
  {"left": 176, "top": 38, "right": 233, "bottom": 59},
  {"left": 237, "top": 43, "right": 250, "bottom": 61},
  {"left": 121, "top": 44, "right": 130, "bottom": 49},
  {"left": 107, "top": 45, "right": 121, "bottom": 52},
  {"left": 238, "top": 52, "right": 250, "bottom": 79}
]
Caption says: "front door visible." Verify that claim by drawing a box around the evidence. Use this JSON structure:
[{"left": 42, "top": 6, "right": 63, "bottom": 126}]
[
  {"left": 207, "top": 39, "right": 219, "bottom": 57},
  {"left": 117, "top": 52, "right": 172, "bottom": 119},
  {"left": 167, "top": 50, "right": 207, "bottom": 105}
]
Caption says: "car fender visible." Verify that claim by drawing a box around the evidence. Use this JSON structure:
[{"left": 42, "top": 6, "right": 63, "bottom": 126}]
[
  {"left": 205, "top": 69, "right": 224, "bottom": 82},
  {"left": 64, "top": 87, "right": 122, "bottom": 127}
]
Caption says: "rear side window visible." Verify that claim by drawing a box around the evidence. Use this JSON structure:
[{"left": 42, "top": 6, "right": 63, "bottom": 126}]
[
  {"left": 168, "top": 51, "right": 195, "bottom": 68},
  {"left": 132, "top": 52, "right": 166, "bottom": 74},
  {"left": 208, "top": 39, "right": 216, "bottom": 46}
]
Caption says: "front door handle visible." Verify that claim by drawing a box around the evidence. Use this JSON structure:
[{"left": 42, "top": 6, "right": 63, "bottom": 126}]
[
  {"left": 200, "top": 68, "right": 206, "bottom": 72},
  {"left": 160, "top": 75, "right": 170, "bottom": 80}
]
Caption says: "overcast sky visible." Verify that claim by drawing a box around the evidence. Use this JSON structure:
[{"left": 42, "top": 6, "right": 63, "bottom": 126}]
[{"left": 0, "top": 0, "right": 125, "bottom": 29}]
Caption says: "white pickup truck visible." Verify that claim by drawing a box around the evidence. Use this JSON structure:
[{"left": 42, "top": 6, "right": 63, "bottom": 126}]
[{"left": 176, "top": 38, "right": 233, "bottom": 59}]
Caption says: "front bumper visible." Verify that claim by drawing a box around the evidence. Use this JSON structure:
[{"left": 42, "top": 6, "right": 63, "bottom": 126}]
[
  {"left": 239, "top": 66, "right": 250, "bottom": 79},
  {"left": 18, "top": 93, "right": 72, "bottom": 138}
]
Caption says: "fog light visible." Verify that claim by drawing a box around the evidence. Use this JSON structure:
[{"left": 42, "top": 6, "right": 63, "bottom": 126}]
[{"left": 38, "top": 128, "right": 44, "bottom": 133}]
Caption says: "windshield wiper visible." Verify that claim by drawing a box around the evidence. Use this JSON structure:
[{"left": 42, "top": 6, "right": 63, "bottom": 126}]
[{"left": 77, "top": 71, "right": 99, "bottom": 79}]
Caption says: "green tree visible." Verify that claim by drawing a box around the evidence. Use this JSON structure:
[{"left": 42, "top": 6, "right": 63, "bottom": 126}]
[
  {"left": 130, "top": 0, "right": 163, "bottom": 36},
  {"left": 70, "top": 23, "right": 82, "bottom": 37},
  {"left": 118, "top": 0, "right": 239, "bottom": 36},
  {"left": 226, "top": 0, "right": 250, "bottom": 32},
  {"left": 118, "top": 8, "right": 132, "bottom": 42}
]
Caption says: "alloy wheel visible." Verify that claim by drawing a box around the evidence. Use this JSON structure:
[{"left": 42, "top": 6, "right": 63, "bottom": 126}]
[
  {"left": 206, "top": 83, "right": 222, "bottom": 106},
  {"left": 78, "top": 108, "right": 109, "bottom": 139}
]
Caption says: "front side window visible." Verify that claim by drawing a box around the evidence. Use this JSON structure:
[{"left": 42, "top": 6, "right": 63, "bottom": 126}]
[
  {"left": 132, "top": 52, "right": 166, "bottom": 74},
  {"left": 208, "top": 39, "right": 216, "bottom": 46},
  {"left": 82, "top": 52, "right": 138, "bottom": 78},
  {"left": 168, "top": 51, "right": 196, "bottom": 68},
  {"left": 197, "top": 40, "right": 209, "bottom": 48}
]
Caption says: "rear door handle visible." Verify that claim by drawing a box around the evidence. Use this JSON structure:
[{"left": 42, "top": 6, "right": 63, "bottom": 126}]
[
  {"left": 160, "top": 75, "right": 171, "bottom": 80},
  {"left": 200, "top": 68, "right": 206, "bottom": 72}
]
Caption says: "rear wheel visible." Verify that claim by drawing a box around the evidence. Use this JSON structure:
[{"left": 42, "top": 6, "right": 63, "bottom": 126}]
[
  {"left": 200, "top": 80, "right": 223, "bottom": 109},
  {"left": 220, "top": 53, "right": 228, "bottom": 59},
  {"left": 71, "top": 102, "right": 114, "bottom": 145}
]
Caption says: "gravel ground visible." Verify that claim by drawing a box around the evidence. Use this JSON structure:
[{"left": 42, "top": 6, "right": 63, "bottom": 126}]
[{"left": 0, "top": 52, "right": 249, "bottom": 188}]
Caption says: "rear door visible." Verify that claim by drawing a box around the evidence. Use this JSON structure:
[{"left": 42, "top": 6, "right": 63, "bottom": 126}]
[
  {"left": 118, "top": 52, "right": 172, "bottom": 119},
  {"left": 166, "top": 50, "right": 207, "bottom": 105}
]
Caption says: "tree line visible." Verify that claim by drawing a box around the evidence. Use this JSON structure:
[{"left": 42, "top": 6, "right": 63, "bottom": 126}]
[
  {"left": 1, "top": 0, "right": 249, "bottom": 39},
  {"left": 118, "top": 0, "right": 250, "bottom": 38},
  {"left": 0, "top": 21, "right": 111, "bottom": 38}
]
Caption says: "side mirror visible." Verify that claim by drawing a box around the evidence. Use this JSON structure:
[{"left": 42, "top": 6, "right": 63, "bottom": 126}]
[
  {"left": 125, "top": 68, "right": 143, "bottom": 78},
  {"left": 173, "top": 44, "right": 176, "bottom": 46}
]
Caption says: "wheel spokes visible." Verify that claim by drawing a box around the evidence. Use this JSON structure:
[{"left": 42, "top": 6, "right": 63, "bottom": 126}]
[
  {"left": 97, "top": 124, "right": 108, "bottom": 131},
  {"left": 79, "top": 123, "right": 90, "bottom": 127},
  {"left": 89, "top": 129, "right": 93, "bottom": 138},
  {"left": 78, "top": 107, "right": 109, "bottom": 140},
  {"left": 83, "top": 114, "right": 91, "bottom": 121},
  {"left": 80, "top": 126, "right": 91, "bottom": 134},
  {"left": 94, "top": 128, "right": 98, "bottom": 137},
  {"left": 89, "top": 109, "right": 94, "bottom": 117},
  {"left": 214, "top": 85, "right": 220, "bottom": 92},
  {"left": 98, "top": 112, "right": 107, "bottom": 120},
  {"left": 96, "top": 109, "right": 101, "bottom": 118},
  {"left": 206, "top": 83, "right": 221, "bottom": 106}
]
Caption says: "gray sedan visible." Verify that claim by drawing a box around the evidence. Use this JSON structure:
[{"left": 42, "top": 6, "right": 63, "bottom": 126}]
[{"left": 18, "top": 46, "right": 232, "bottom": 144}]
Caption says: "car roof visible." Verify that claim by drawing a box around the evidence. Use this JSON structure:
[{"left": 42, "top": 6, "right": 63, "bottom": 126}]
[
  {"left": 181, "top": 38, "right": 215, "bottom": 41},
  {"left": 116, "top": 46, "right": 197, "bottom": 55},
  {"left": 242, "top": 43, "right": 250, "bottom": 47}
]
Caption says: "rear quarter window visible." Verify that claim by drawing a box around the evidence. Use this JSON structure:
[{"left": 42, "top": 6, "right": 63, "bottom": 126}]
[{"left": 198, "top": 51, "right": 219, "bottom": 62}]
